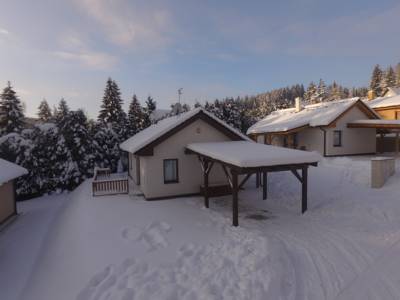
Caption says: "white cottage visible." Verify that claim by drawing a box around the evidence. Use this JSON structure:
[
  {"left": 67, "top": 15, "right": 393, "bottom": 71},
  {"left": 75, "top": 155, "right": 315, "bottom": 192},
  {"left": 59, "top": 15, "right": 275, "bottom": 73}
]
[
  {"left": 247, "top": 98, "right": 380, "bottom": 156},
  {"left": 120, "top": 108, "right": 249, "bottom": 200}
]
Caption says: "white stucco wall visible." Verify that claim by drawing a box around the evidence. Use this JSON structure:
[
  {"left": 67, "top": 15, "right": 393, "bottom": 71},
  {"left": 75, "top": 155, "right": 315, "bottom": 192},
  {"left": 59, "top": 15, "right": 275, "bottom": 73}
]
[
  {"left": 325, "top": 106, "right": 376, "bottom": 156},
  {"left": 134, "top": 119, "right": 233, "bottom": 199},
  {"left": 297, "top": 128, "right": 324, "bottom": 153}
]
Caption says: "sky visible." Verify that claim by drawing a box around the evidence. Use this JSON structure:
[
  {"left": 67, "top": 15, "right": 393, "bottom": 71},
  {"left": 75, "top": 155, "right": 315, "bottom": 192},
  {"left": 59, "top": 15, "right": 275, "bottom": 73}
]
[{"left": 0, "top": 0, "right": 399, "bottom": 118}]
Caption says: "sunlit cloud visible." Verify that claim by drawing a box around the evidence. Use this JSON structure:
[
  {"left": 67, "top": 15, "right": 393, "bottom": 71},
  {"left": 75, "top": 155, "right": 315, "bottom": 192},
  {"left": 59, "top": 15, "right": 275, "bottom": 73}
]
[
  {"left": 74, "top": 0, "right": 174, "bottom": 48},
  {"left": 0, "top": 27, "right": 9, "bottom": 35},
  {"left": 53, "top": 50, "right": 117, "bottom": 69}
]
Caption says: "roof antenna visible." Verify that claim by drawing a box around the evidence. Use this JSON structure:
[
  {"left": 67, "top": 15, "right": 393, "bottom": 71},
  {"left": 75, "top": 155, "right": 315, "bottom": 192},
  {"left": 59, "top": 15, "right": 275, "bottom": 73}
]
[{"left": 178, "top": 88, "right": 183, "bottom": 115}]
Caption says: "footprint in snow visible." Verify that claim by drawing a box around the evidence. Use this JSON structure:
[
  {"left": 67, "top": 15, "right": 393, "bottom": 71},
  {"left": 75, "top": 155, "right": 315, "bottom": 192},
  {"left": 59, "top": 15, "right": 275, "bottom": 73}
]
[{"left": 121, "top": 221, "right": 172, "bottom": 251}]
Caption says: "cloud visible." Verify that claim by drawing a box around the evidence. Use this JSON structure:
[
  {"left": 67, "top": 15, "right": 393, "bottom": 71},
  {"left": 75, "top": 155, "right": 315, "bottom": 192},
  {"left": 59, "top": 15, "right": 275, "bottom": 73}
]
[
  {"left": 53, "top": 50, "right": 117, "bottom": 69},
  {"left": 0, "top": 27, "right": 9, "bottom": 35},
  {"left": 74, "top": 0, "right": 174, "bottom": 48},
  {"left": 53, "top": 32, "right": 117, "bottom": 69}
]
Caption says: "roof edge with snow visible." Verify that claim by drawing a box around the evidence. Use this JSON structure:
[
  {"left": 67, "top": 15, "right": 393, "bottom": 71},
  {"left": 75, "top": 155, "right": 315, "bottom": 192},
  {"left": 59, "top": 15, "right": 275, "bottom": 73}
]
[
  {"left": 120, "top": 108, "right": 250, "bottom": 155},
  {"left": 0, "top": 159, "right": 28, "bottom": 186}
]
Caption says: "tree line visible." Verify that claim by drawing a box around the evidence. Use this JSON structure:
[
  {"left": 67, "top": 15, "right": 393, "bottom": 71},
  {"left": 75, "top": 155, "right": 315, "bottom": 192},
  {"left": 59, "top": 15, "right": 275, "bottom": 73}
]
[
  {"left": 0, "top": 79, "right": 159, "bottom": 199},
  {"left": 0, "top": 63, "right": 394, "bottom": 198}
]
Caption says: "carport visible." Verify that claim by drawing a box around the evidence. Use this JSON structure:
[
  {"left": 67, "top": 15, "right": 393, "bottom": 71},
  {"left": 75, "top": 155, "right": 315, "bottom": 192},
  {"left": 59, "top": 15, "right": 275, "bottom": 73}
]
[
  {"left": 185, "top": 141, "right": 320, "bottom": 226},
  {"left": 348, "top": 120, "right": 400, "bottom": 155}
]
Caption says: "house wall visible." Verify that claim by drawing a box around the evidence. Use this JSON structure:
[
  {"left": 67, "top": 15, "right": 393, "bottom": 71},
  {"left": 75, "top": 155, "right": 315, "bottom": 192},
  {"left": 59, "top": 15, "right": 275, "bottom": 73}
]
[
  {"left": 297, "top": 128, "right": 324, "bottom": 153},
  {"left": 374, "top": 107, "right": 400, "bottom": 120},
  {"left": 325, "top": 106, "right": 376, "bottom": 156},
  {"left": 0, "top": 181, "right": 16, "bottom": 224},
  {"left": 128, "top": 153, "right": 139, "bottom": 184},
  {"left": 136, "top": 119, "right": 233, "bottom": 199}
]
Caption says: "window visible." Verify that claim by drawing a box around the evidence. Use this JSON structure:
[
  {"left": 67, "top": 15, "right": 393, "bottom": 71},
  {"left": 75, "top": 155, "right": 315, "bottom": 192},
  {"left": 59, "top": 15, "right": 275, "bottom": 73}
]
[
  {"left": 333, "top": 130, "right": 342, "bottom": 147},
  {"left": 163, "top": 159, "right": 179, "bottom": 184}
]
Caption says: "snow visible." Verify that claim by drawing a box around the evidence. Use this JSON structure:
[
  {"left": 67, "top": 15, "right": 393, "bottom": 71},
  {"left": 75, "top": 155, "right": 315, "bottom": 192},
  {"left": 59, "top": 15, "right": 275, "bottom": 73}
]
[
  {"left": 120, "top": 108, "right": 250, "bottom": 154},
  {"left": 0, "top": 158, "right": 28, "bottom": 185},
  {"left": 187, "top": 141, "right": 321, "bottom": 168},
  {"left": 368, "top": 94, "right": 400, "bottom": 109},
  {"left": 247, "top": 98, "right": 378, "bottom": 134},
  {"left": 3, "top": 156, "right": 400, "bottom": 300}
]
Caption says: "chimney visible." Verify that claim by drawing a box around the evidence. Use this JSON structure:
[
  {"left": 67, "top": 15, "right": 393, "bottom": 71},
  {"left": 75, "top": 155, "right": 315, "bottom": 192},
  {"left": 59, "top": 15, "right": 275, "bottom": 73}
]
[{"left": 295, "top": 97, "right": 303, "bottom": 112}]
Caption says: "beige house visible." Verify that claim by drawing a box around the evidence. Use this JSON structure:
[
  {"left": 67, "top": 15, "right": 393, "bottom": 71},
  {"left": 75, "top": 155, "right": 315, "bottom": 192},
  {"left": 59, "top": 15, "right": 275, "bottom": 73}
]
[
  {"left": 247, "top": 98, "right": 380, "bottom": 156},
  {"left": 0, "top": 159, "right": 27, "bottom": 225},
  {"left": 120, "top": 108, "right": 249, "bottom": 200}
]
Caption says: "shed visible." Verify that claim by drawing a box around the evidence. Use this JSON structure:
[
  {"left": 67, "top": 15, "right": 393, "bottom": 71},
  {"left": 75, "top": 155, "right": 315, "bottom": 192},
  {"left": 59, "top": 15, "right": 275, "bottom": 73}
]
[{"left": 0, "top": 159, "right": 27, "bottom": 225}]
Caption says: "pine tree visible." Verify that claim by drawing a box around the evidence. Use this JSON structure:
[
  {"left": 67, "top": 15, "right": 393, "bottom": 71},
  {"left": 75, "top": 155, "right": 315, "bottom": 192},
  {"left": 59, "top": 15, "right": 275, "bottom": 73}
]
[
  {"left": 25, "top": 124, "right": 78, "bottom": 195},
  {"left": 60, "top": 109, "right": 94, "bottom": 181},
  {"left": 370, "top": 64, "right": 384, "bottom": 97},
  {"left": 55, "top": 98, "right": 70, "bottom": 123},
  {"left": 38, "top": 99, "right": 52, "bottom": 122},
  {"left": 316, "top": 79, "right": 327, "bottom": 102},
  {"left": 127, "top": 95, "right": 145, "bottom": 136},
  {"left": 384, "top": 66, "right": 396, "bottom": 89},
  {"left": 396, "top": 63, "right": 400, "bottom": 87},
  {"left": 143, "top": 96, "right": 157, "bottom": 128},
  {"left": 304, "top": 82, "right": 317, "bottom": 103},
  {"left": 0, "top": 81, "right": 25, "bottom": 135},
  {"left": 93, "top": 123, "right": 120, "bottom": 172},
  {"left": 98, "top": 78, "right": 127, "bottom": 140}
]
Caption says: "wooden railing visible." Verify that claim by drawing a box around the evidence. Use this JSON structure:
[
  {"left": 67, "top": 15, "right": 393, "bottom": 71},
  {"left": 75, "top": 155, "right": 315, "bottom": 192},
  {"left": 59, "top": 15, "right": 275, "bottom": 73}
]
[{"left": 92, "top": 168, "right": 129, "bottom": 196}]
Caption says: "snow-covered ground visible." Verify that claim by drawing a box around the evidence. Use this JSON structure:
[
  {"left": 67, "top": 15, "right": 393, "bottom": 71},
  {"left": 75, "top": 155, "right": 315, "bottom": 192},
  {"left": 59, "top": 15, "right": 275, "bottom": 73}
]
[{"left": 2, "top": 156, "right": 400, "bottom": 300}]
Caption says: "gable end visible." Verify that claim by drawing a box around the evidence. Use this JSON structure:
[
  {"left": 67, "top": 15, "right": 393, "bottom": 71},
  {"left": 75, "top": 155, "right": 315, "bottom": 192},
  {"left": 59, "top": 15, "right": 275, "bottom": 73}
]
[{"left": 135, "top": 111, "right": 245, "bottom": 156}]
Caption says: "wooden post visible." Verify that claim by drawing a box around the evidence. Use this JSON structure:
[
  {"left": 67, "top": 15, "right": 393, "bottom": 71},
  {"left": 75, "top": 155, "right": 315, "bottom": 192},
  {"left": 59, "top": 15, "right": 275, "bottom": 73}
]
[
  {"left": 232, "top": 169, "right": 239, "bottom": 227},
  {"left": 262, "top": 172, "right": 267, "bottom": 200},
  {"left": 256, "top": 172, "right": 260, "bottom": 188},
  {"left": 203, "top": 160, "right": 209, "bottom": 208},
  {"left": 396, "top": 132, "right": 399, "bottom": 157},
  {"left": 380, "top": 133, "right": 384, "bottom": 153},
  {"left": 301, "top": 166, "right": 308, "bottom": 213}
]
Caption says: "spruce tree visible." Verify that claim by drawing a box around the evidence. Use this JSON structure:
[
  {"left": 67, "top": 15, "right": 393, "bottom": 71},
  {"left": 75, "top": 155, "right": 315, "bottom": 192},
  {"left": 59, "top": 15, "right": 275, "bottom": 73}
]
[
  {"left": 26, "top": 124, "right": 77, "bottom": 195},
  {"left": 396, "top": 63, "right": 400, "bottom": 87},
  {"left": 143, "top": 96, "right": 157, "bottom": 128},
  {"left": 316, "top": 79, "right": 327, "bottom": 102},
  {"left": 384, "top": 66, "right": 396, "bottom": 89},
  {"left": 38, "top": 99, "right": 52, "bottom": 122},
  {"left": 98, "top": 78, "right": 127, "bottom": 140},
  {"left": 0, "top": 81, "right": 25, "bottom": 135},
  {"left": 127, "top": 95, "right": 145, "bottom": 136},
  {"left": 370, "top": 64, "right": 384, "bottom": 96},
  {"left": 304, "top": 82, "right": 317, "bottom": 103},
  {"left": 55, "top": 98, "right": 70, "bottom": 124},
  {"left": 60, "top": 109, "right": 94, "bottom": 181},
  {"left": 93, "top": 123, "right": 120, "bottom": 172}
]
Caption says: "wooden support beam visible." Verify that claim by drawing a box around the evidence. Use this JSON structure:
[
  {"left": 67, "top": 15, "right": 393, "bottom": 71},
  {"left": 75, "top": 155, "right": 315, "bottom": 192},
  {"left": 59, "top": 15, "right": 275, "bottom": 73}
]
[
  {"left": 262, "top": 172, "right": 267, "bottom": 200},
  {"left": 222, "top": 165, "right": 233, "bottom": 188},
  {"left": 232, "top": 169, "right": 239, "bottom": 227},
  {"left": 290, "top": 169, "right": 302, "bottom": 183},
  {"left": 238, "top": 174, "right": 251, "bottom": 189},
  {"left": 301, "top": 166, "right": 308, "bottom": 213},
  {"left": 203, "top": 160, "right": 209, "bottom": 208},
  {"left": 396, "top": 132, "right": 399, "bottom": 157},
  {"left": 256, "top": 171, "right": 260, "bottom": 188}
]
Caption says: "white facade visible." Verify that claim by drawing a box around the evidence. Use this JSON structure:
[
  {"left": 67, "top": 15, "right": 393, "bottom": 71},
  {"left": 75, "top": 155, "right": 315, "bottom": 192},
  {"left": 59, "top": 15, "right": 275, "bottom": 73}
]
[{"left": 128, "top": 118, "right": 234, "bottom": 199}]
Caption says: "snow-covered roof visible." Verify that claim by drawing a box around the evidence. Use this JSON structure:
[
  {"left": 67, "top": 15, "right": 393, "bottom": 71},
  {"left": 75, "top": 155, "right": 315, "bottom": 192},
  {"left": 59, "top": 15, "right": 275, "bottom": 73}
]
[
  {"left": 368, "top": 95, "right": 400, "bottom": 109},
  {"left": 247, "top": 98, "right": 374, "bottom": 135},
  {"left": 383, "top": 87, "right": 400, "bottom": 97},
  {"left": 0, "top": 158, "right": 28, "bottom": 185},
  {"left": 186, "top": 141, "right": 320, "bottom": 168},
  {"left": 120, "top": 108, "right": 250, "bottom": 154}
]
